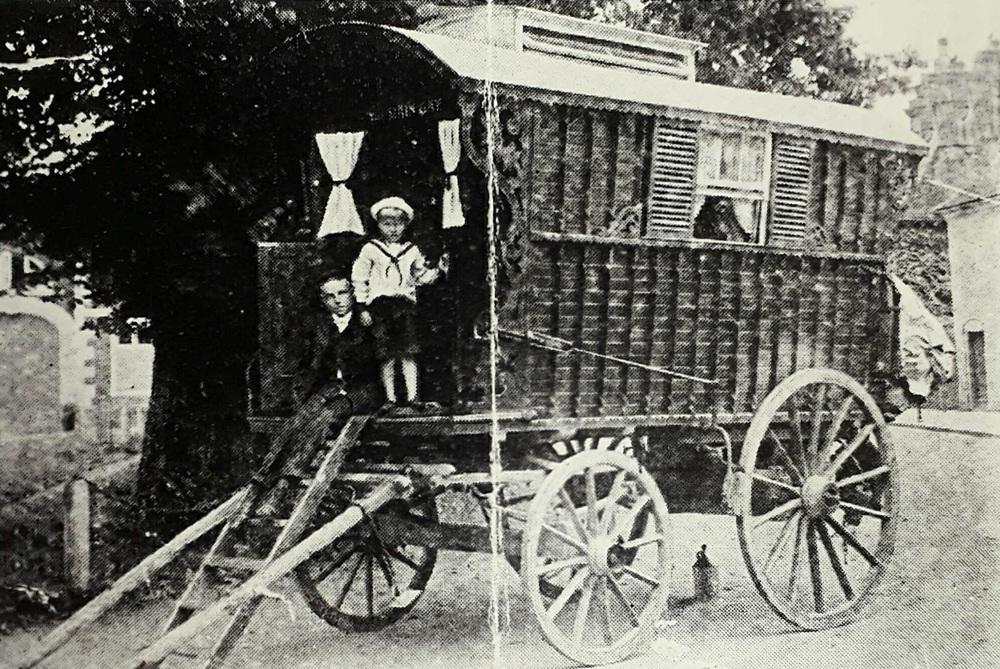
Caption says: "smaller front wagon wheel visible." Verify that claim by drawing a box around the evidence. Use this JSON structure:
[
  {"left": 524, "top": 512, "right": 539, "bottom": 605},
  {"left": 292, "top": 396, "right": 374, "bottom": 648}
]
[{"left": 521, "top": 449, "right": 672, "bottom": 665}]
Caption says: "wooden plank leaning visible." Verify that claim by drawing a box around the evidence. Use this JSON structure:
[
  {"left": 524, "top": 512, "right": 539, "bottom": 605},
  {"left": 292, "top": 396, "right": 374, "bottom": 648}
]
[
  {"left": 200, "top": 415, "right": 371, "bottom": 669},
  {"left": 130, "top": 477, "right": 410, "bottom": 669},
  {"left": 17, "top": 487, "right": 250, "bottom": 669}
]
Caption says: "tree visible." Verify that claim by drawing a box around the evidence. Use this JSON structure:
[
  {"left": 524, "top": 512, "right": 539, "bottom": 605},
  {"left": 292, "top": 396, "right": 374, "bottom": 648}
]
[
  {"left": 1, "top": 0, "right": 919, "bottom": 522},
  {"left": 1, "top": 1, "right": 424, "bottom": 518}
]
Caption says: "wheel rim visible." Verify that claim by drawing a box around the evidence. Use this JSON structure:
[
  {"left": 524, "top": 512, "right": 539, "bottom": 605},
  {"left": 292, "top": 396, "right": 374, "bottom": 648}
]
[
  {"left": 522, "top": 450, "right": 671, "bottom": 665},
  {"left": 296, "top": 487, "right": 437, "bottom": 633},
  {"left": 737, "top": 368, "right": 899, "bottom": 630}
]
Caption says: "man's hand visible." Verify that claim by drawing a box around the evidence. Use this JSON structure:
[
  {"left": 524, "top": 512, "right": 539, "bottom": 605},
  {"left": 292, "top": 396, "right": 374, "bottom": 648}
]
[
  {"left": 438, "top": 252, "right": 450, "bottom": 275},
  {"left": 360, "top": 310, "right": 373, "bottom": 327}
]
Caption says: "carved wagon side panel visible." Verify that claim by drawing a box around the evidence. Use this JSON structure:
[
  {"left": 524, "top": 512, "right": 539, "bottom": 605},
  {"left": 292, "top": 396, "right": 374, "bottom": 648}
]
[{"left": 257, "top": 243, "right": 321, "bottom": 413}]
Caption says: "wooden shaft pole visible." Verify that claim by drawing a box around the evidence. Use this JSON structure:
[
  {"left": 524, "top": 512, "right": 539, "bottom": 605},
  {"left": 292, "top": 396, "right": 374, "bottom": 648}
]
[
  {"left": 63, "top": 479, "right": 91, "bottom": 594},
  {"left": 18, "top": 488, "right": 249, "bottom": 669},
  {"left": 129, "top": 479, "right": 408, "bottom": 669}
]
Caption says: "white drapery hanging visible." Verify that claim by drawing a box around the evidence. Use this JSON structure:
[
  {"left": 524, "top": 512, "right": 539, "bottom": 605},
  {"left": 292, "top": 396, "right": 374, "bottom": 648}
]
[
  {"left": 315, "top": 131, "right": 365, "bottom": 237},
  {"left": 438, "top": 119, "right": 466, "bottom": 229}
]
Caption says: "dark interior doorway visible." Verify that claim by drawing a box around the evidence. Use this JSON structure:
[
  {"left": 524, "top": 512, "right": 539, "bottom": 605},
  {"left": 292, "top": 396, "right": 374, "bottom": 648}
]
[{"left": 306, "top": 117, "right": 489, "bottom": 405}]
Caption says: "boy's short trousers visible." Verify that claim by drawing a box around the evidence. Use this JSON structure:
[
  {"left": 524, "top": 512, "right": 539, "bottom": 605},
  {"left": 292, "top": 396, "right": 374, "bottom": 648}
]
[{"left": 368, "top": 296, "right": 419, "bottom": 361}]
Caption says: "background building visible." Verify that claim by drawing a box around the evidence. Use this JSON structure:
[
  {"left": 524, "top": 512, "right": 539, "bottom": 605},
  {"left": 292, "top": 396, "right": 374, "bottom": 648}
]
[
  {"left": 0, "top": 245, "right": 152, "bottom": 445},
  {"left": 899, "top": 37, "right": 1000, "bottom": 408}
]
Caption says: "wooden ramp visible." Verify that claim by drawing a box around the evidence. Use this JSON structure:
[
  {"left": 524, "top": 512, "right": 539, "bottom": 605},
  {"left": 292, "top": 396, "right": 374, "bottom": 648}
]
[{"left": 17, "top": 413, "right": 411, "bottom": 669}]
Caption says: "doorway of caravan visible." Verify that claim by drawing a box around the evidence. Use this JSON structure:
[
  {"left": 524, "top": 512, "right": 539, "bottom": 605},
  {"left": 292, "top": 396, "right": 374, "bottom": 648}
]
[{"left": 349, "top": 117, "right": 488, "bottom": 406}]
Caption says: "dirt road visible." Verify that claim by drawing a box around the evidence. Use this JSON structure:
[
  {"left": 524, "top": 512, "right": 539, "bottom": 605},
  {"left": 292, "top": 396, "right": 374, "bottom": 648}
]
[{"left": 3, "top": 424, "right": 997, "bottom": 669}]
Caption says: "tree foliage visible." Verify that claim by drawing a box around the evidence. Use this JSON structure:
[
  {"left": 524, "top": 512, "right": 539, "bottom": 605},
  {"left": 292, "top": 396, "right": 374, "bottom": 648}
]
[{"left": 1, "top": 0, "right": 920, "bottom": 516}]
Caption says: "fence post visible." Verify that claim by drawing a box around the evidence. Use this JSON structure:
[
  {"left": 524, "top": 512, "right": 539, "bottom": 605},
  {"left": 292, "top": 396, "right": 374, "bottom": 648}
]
[{"left": 63, "top": 478, "right": 91, "bottom": 593}]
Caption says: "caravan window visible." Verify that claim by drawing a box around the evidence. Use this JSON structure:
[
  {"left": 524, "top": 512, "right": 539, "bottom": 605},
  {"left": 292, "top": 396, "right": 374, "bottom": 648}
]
[
  {"left": 646, "top": 120, "right": 813, "bottom": 247},
  {"left": 692, "top": 129, "right": 769, "bottom": 243}
]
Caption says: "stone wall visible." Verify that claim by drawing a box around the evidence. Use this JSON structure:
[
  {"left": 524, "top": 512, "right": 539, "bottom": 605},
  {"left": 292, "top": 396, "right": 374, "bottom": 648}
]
[{"left": 0, "top": 313, "right": 61, "bottom": 435}]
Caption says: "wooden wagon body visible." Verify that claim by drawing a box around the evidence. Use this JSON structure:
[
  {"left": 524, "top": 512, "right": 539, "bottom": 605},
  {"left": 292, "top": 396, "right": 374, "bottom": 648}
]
[{"left": 254, "top": 7, "right": 925, "bottom": 430}]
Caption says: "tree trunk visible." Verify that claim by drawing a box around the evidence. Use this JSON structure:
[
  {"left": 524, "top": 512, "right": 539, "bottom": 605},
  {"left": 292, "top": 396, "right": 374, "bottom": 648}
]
[{"left": 133, "top": 231, "right": 259, "bottom": 527}]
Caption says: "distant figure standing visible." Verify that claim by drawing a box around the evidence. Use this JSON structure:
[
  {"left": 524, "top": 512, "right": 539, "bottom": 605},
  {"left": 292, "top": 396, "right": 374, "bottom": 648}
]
[{"left": 352, "top": 197, "right": 447, "bottom": 410}]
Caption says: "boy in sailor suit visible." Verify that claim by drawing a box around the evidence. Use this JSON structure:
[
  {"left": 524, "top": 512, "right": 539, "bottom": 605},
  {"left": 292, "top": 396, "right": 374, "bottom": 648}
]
[{"left": 352, "top": 196, "right": 447, "bottom": 408}]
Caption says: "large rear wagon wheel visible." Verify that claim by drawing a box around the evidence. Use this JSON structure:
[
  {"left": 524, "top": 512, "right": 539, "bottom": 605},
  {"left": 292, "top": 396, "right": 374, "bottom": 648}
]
[
  {"left": 295, "top": 486, "right": 437, "bottom": 632},
  {"left": 522, "top": 450, "right": 671, "bottom": 665},
  {"left": 737, "top": 368, "right": 899, "bottom": 630}
]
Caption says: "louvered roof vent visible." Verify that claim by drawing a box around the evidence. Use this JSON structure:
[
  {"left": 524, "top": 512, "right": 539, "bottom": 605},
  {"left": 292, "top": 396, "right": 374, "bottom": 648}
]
[{"left": 418, "top": 5, "right": 703, "bottom": 81}]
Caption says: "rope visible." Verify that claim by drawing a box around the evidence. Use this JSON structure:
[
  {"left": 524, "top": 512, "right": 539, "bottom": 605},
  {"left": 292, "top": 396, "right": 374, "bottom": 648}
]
[{"left": 923, "top": 178, "right": 1000, "bottom": 208}]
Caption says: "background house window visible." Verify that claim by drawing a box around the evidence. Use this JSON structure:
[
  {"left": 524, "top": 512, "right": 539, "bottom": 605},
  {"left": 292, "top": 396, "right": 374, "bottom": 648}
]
[{"left": 692, "top": 129, "right": 769, "bottom": 242}]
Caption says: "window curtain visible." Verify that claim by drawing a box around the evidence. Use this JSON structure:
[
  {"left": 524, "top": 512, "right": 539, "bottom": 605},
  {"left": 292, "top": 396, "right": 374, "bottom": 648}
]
[
  {"left": 438, "top": 119, "right": 466, "bottom": 229},
  {"left": 315, "top": 131, "right": 365, "bottom": 237},
  {"left": 732, "top": 200, "right": 757, "bottom": 237}
]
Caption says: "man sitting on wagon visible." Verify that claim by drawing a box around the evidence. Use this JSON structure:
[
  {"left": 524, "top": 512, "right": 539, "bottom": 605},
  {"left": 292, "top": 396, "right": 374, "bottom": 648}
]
[{"left": 256, "top": 272, "right": 381, "bottom": 516}]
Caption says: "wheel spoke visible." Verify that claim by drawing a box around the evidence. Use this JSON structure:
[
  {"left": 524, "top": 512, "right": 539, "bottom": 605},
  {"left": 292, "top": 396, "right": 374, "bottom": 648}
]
[
  {"left": 808, "top": 385, "right": 829, "bottom": 469},
  {"left": 818, "top": 396, "right": 856, "bottom": 466},
  {"left": 837, "top": 466, "right": 890, "bottom": 488},
  {"left": 789, "top": 404, "right": 810, "bottom": 475},
  {"left": 753, "top": 472, "right": 800, "bottom": 494},
  {"left": 599, "top": 471, "right": 628, "bottom": 534},
  {"left": 600, "top": 577, "right": 616, "bottom": 643},
  {"left": 614, "top": 495, "right": 651, "bottom": 538},
  {"left": 619, "top": 565, "right": 659, "bottom": 587},
  {"left": 826, "top": 517, "right": 883, "bottom": 568},
  {"left": 365, "top": 554, "right": 375, "bottom": 618},
  {"left": 572, "top": 576, "right": 595, "bottom": 642},
  {"left": 559, "top": 489, "right": 591, "bottom": 543},
  {"left": 311, "top": 545, "right": 358, "bottom": 583},
  {"left": 334, "top": 553, "right": 365, "bottom": 610},
  {"left": 384, "top": 545, "right": 423, "bottom": 572},
  {"left": 767, "top": 430, "right": 804, "bottom": 484},
  {"left": 585, "top": 468, "right": 599, "bottom": 533},
  {"left": 752, "top": 498, "right": 803, "bottom": 529},
  {"left": 839, "top": 500, "right": 890, "bottom": 520},
  {"left": 548, "top": 568, "right": 590, "bottom": 620},
  {"left": 607, "top": 576, "right": 640, "bottom": 627},
  {"left": 540, "top": 523, "right": 587, "bottom": 553},
  {"left": 806, "top": 520, "right": 824, "bottom": 613},
  {"left": 816, "top": 520, "right": 854, "bottom": 600},
  {"left": 824, "top": 424, "right": 875, "bottom": 477},
  {"left": 373, "top": 548, "right": 397, "bottom": 594},
  {"left": 538, "top": 556, "right": 588, "bottom": 576},
  {"left": 620, "top": 533, "right": 665, "bottom": 551},
  {"left": 763, "top": 510, "right": 800, "bottom": 574},
  {"left": 787, "top": 514, "right": 805, "bottom": 601}
]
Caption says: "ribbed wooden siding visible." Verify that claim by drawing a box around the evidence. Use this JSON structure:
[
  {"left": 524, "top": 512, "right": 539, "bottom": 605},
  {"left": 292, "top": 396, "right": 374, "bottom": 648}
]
[
  {"left": 528, "top": 99, "right": 912, "bottom": 253},
  {"left": 525, "top": 240, "right": 893, "bottom": 418},
  {"left": 799, "top": 142, "right": 911, "bottom": 254},
  {"left": 530, "top": 104, "right": 652, "bottom": 237}
]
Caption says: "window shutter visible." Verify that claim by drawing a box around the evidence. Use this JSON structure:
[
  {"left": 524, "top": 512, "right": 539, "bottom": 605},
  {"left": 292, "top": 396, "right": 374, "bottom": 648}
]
[
  {"left": 647, "top": 121, "right": 697, "bottom": 239},
  {"left": 768, "top": 138, "right": 813, "bottom": 246}
]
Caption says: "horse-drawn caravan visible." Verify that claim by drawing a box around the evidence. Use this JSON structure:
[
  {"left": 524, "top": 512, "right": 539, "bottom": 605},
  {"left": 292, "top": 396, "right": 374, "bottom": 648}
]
[{"left": 21, "top": 6, "right": 929, "bottom": 668}]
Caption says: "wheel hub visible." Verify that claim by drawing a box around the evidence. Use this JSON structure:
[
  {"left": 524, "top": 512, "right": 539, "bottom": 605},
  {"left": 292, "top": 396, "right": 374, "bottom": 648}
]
[
  {"left": 587, "top": 535, "right": 616, "bottom": 575},
  {"left": 801, "top": 475, "right": 840, "bottom": 518}
]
